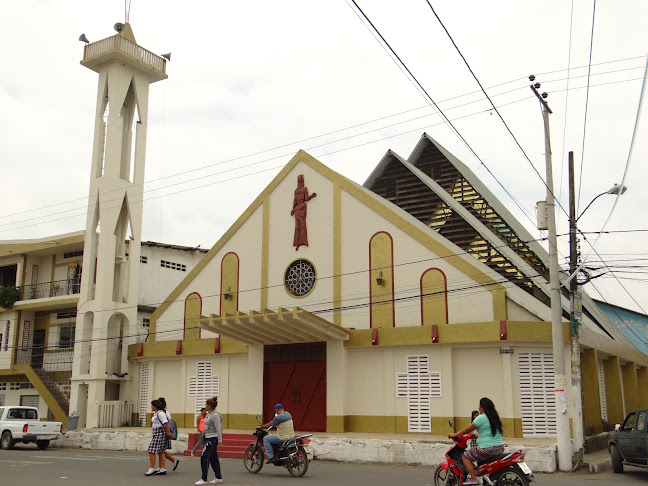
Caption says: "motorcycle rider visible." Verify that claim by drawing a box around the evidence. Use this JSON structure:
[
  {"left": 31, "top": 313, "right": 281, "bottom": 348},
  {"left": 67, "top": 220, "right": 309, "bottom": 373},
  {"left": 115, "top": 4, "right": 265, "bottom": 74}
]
[
  {"left": 448, "top": 398, "right": 504, "bottom": 485},
  {"left": 259, "top": 403, "right": 294, "bottom": 464}
]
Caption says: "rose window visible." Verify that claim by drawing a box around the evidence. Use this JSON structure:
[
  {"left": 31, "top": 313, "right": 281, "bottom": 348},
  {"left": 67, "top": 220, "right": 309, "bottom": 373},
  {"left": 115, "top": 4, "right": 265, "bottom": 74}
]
[{"left": 285, "top": 259, "right": 316, "bottom": 297}]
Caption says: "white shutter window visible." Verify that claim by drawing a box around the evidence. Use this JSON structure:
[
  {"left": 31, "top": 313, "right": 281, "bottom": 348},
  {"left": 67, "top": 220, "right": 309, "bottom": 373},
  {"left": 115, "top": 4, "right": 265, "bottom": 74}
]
[
  {"left": 395, "top": 355, "right": 440, "bottom": 433},
  {"left": 20, "top": 395, "right": 39, "bottom": 407},
  {"left": 598, "top": 359, "right": 607, "bottom": 422},
  {"left": 139, "top": 363, "right": 149, "bottom": 425},
  {"left": 188, "top": 362, "right": 220, "bottom": 425},
  {"left": 519, "top": 352, "right": 556, "bottom": 437}
]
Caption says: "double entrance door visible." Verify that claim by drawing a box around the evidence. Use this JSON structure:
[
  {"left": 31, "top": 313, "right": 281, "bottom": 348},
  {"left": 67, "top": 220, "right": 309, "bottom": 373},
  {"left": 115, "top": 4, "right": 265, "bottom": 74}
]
[{"left": 263, "top": 342, "right": 326, "bottom": 432}]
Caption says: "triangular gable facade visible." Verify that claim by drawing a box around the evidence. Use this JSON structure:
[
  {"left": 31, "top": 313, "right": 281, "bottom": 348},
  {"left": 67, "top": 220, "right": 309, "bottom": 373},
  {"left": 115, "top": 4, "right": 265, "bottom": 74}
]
[{"left": 364, "top": 133, "right": 634, "bottom": 347}]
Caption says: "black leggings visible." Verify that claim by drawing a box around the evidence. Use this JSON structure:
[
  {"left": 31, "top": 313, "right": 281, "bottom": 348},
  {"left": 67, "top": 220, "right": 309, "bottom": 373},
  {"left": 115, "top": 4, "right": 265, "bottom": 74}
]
[{"left": 200, "top": 437, "right": 222, "bottom": 481}]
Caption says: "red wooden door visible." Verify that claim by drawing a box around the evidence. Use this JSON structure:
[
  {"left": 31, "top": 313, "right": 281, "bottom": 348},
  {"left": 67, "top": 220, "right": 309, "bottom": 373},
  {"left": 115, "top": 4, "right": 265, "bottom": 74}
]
[{"left": 263, "top": 343, "right": 326, "bottom": 431}]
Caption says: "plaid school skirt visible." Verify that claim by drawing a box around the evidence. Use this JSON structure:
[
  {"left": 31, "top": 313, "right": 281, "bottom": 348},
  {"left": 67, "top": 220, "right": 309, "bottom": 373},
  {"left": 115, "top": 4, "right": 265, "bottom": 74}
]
[{"left": 148, "top": 427, "right": 167, "bottom": 454}]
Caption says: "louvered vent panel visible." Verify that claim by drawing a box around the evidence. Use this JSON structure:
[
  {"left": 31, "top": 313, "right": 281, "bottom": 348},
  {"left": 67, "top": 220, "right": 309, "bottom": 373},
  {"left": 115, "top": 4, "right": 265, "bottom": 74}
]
[
  {"left": 139, "top": 362, "right": 149, "bottom": 425},
  {"left": 598, "top": 360, "right": 607, "bottom": 422},
  {"left": 519, "top": 352, "right": 556, "bottom": 437},
  {"left": 396, "top": 355, "right": 441, "bottom": 433},
  {"left": 188, "top": 362, "right": 220, "bottom": 425}
]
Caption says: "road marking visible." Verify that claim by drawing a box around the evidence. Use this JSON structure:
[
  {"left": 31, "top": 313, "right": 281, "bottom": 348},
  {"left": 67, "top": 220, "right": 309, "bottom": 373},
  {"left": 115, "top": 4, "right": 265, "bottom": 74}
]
[
  {"left": 33, "top": 454, "right": 141, "bottom": 461},
  {"left": 0, "top": 459, "right": 54, "bottom": 465}
]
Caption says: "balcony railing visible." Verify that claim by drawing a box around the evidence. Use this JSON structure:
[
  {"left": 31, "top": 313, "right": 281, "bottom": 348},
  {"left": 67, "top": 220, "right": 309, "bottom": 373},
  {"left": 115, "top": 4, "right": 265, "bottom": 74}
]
[
  {"left": 15, "top": 348, "right": 74, "bottom": 373},
  {"left": 18, "top": 277, "right": 81, "bottom": 301}
]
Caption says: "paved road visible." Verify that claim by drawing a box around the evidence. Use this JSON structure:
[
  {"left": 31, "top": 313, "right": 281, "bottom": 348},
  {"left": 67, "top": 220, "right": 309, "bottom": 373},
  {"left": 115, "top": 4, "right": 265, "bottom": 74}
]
[{"left": 0, "top": 447, "right": 646, "bottom": 486}]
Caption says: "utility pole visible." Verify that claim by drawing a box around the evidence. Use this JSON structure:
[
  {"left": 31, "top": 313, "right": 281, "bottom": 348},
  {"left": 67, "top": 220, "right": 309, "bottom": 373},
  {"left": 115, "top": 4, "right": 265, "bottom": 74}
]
[
  {"left": 530, "top": 78, "right": 572, "bottom": 471},
  {"left": 568, "top": 151, "right": 585, "bottom": 463}
]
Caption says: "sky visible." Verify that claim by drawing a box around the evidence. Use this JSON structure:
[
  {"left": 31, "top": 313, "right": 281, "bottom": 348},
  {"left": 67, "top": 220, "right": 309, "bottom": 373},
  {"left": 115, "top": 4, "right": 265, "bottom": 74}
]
[{"left": 1, "top": 1, "right": 647, "bottom": 316}]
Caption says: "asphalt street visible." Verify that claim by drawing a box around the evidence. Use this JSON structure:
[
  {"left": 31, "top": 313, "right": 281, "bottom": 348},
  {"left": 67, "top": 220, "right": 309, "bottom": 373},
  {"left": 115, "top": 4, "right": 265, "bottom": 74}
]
[{"left": 0, "top": 446, "right": 646, "bottom": 486}]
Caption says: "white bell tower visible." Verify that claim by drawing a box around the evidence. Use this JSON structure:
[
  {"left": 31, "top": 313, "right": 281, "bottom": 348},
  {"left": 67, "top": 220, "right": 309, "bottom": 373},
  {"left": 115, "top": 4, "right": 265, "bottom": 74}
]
[{"left": 69, "top": 23, "right": 167, "bottom": 428}]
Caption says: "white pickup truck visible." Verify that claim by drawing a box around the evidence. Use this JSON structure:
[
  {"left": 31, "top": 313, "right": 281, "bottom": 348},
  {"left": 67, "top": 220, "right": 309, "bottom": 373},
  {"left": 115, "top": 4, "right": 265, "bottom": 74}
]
[{"left": 0, "top": 406, "right": 62, "bottom": 450}]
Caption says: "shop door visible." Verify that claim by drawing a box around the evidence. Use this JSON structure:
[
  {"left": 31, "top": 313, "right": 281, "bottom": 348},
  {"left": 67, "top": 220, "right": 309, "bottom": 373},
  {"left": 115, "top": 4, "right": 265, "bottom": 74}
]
[
  {"left": 263, "top": 342, "right": 326, "bottom": 431},
  {"left": 31, "top": 330, "right": 45, "bottom": 369}
]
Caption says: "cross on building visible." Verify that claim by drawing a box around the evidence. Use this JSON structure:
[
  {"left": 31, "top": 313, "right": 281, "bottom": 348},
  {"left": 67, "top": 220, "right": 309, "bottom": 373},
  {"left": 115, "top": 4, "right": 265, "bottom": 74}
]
[
  {"left": 188, "top": 362, "right": 219, "bottom": 425},
  {"left": 396, "top": 355, "right": 441, "bottom": 432}
]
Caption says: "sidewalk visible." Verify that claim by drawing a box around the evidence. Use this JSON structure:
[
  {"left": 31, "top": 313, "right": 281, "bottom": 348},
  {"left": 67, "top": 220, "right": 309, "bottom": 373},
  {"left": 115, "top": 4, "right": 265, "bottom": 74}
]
[{"left": 55, "top": 427, "right": 560, "bottom": 472}]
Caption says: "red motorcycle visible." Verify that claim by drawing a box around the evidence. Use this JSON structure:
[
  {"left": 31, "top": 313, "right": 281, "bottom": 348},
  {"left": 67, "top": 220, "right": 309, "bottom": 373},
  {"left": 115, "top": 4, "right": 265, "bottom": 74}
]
[{"left": 433, "top": 431, "right": 534, "bottom": 486}]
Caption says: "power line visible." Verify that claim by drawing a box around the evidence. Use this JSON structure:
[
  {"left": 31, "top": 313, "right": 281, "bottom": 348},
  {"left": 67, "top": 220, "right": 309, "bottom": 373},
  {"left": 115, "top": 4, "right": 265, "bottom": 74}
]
[{"left": 576, "top": 0, "right": 597, "bottom": 215}]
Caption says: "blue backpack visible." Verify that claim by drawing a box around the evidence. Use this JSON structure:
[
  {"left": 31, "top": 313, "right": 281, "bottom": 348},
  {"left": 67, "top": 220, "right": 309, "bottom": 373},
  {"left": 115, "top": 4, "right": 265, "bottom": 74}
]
[{"left": 170, "top": 419, "right": 178, "bottom": 440}]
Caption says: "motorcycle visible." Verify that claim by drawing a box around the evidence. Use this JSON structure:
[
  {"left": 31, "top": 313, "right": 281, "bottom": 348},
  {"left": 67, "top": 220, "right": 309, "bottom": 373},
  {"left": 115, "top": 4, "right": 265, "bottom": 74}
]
[
  {"left": 434, "top": 422, "right": 534, "bottom": 486},
  {"left": 243, "top": 423, "right": 312, "bottom": 477}
]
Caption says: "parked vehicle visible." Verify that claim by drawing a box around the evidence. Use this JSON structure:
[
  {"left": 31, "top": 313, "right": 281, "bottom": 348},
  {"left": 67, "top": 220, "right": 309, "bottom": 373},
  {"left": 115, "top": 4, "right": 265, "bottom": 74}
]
[
  {"left": 243, "top": 425, "right": 312, "bottom": 477},
  {"left": 609, "top": 408, "right": 648, "bottom": 473},
  {"left": 0, "top": 406, "right": 62, "bottom": 450},
  {"left": 434, "top": 426, "right": 534, "bottom": 486}
]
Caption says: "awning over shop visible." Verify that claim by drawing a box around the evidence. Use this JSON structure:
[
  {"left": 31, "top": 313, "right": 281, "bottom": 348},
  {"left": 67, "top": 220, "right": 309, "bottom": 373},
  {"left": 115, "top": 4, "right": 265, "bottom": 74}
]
[{"left": 199, "top": 307, "right": 349, "bottom": 345}]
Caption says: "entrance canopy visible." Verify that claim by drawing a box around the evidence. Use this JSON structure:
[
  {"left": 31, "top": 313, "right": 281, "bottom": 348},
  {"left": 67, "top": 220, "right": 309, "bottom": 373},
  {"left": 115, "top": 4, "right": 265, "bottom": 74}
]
[{"left": 199, "top": 307, "right": 349, "bottom": 345}]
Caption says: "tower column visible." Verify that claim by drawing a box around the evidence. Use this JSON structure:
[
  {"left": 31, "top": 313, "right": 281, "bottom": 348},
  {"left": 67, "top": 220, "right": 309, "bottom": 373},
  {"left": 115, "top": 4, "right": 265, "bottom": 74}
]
[{"left": 70, "top": 23, "right": 167, "bottom": 428}]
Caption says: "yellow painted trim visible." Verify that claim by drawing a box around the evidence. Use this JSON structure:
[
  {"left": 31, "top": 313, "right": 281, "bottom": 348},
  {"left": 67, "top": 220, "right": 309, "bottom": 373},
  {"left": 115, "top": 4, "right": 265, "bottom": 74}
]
[
  {"left": 581, "top": 348, "right": 602, "bottom": 434},
  {"left": 10, "top": 310, "right": 20, "bottom": 368},
  {"left": 127, "top": 337, "right": 248, "bottom": 360},
  {"left": 13, "top": 364, "right": 67, "bottom": 428},
  {"left": 261, "top": 198, "right": 269, "bottom": 311},
  {"left": 327, "top": 415, "right": 345, "bottom": 433},
  {"left": 638, "top": 367, "right": 648, "bottom": 409},
  {"left": 622, "top": 362, "right": 638, "bottom": 413},
  {"left": 0, "top": 234, "right": 84, "bottom": 259},
  {"left": 150, "top": 150, "right": 505, "bottom": 330},
  {"left": 50, "top": 255, "right": 56, "bottom": 297},
  {"left": 19, "top": 255, "right": 27, "bottom": 287},
  {"left": 344, "top": 321, "right": 568, "bottom": 347},
  {"left": 333, "top": 184, "right": 342, "bottom": 326},
  {"left": 492, "top": 288, "right": 507, "bottom": 321},
  {"left": 14, "top": 297, "right": 79, "bottom": 311}
]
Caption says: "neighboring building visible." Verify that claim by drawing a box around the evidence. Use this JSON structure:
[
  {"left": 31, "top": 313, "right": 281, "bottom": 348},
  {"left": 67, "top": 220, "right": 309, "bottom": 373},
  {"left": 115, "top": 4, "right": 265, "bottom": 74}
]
[
  {"left": 127, "top": 137, "right": 647, "bottom": 440},
  {"left": 0, "top": 234, "right": 205, "bottom": 421},
  {"left": 594, "top": 299, "right": 648, "bottom": 355}
]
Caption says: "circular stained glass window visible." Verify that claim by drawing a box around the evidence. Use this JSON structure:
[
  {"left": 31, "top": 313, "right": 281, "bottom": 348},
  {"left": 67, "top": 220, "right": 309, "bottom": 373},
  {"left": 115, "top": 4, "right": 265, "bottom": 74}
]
[{"left": 285, "top": 259, "right": 317, "bottom": 297}]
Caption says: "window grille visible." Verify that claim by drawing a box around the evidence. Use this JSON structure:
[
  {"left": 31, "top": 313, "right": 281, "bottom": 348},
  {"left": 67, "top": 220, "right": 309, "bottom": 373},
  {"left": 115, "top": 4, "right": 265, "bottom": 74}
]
[
  {"left": 519, "top": 352, "right": 556, "bottom": 436},
  {"left": 160, "top": 260, "right": 186, "bottom": 271},
  {"left": 140, "top": 256, "right": 148, "bottom": 264},
  {"left": 63, "top": 251, "right": 84, "bottom": 259},
  {"left": 59, "top": 326, "right": 75, "bottom": 349},
  {"left": 10, "top": 383, "right": 20, "bottom": 391}
]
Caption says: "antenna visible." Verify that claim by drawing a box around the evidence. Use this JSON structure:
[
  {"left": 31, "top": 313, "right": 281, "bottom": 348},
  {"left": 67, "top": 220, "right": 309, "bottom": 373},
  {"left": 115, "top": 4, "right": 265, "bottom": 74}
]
[{"left": 125, "top": 0, "right": 132, "bottom": 23}]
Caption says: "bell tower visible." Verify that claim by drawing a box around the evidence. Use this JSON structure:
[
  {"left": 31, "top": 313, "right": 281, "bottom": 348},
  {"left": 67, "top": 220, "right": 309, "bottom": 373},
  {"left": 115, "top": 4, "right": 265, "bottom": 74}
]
[{"left": 69, "top": 23, "right": 167, "bottom": 428}]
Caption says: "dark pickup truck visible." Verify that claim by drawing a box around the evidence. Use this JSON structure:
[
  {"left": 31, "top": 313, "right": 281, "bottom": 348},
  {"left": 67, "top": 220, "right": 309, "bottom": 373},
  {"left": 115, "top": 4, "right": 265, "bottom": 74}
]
[{"left": 609, "top": 409, "right": 648, "bottom": 473}]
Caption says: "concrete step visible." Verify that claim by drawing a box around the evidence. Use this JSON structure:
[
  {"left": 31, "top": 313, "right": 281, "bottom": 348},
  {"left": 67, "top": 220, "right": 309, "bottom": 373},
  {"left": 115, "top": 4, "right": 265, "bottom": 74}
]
[{"left": 184, "top": 433, "right": 253, "bottom": 458}]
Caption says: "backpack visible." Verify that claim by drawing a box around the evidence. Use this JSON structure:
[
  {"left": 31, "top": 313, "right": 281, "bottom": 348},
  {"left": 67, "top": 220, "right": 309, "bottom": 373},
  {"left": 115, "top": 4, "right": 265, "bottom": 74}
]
[{"left": 170, "top": 419, "right": 178, "bottom": 440}]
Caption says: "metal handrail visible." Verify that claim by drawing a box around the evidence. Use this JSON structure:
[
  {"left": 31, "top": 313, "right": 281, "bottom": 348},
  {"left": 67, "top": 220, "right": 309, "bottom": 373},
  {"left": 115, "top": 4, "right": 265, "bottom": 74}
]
[{"left": 17, "top": 277, "right": 81, "bottom": 301}]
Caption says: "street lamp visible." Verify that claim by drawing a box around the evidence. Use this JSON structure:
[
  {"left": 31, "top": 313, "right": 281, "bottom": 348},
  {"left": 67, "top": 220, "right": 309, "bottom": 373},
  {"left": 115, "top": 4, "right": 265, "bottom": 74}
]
[{"left": 568, "top": 150, "right": 627, "bottom": 464}]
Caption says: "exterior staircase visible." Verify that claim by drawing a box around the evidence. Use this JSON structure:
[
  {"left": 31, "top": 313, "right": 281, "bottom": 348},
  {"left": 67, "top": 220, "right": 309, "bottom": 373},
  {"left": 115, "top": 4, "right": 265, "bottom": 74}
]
[
  {"left": 184, "top": 433, "right": 254, "bottom": 459},
  {"left": 32, "top": 367, "right": 70, "bottom": 416}
]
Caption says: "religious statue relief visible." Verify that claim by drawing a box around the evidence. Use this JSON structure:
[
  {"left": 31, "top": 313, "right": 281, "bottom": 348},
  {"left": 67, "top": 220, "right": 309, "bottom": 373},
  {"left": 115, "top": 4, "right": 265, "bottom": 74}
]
[{"left": 290, "top": 174, "right": 316, "bottom": 251}]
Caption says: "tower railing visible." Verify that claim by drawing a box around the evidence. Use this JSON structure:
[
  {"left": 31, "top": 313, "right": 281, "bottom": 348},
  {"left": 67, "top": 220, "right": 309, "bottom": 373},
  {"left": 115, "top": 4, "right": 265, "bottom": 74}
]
[{"left": 83, "top": 35, "right": 166, "bottom": 74}]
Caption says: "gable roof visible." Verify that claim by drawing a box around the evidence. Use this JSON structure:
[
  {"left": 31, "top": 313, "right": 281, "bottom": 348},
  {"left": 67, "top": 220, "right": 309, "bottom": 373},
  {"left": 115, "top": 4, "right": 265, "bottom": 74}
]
[
  {"left": 364, "top": 133, "right": 633, "bottom": 347},
  {"left": 150, "top": 149, "right": 510, "bottom": 325}
]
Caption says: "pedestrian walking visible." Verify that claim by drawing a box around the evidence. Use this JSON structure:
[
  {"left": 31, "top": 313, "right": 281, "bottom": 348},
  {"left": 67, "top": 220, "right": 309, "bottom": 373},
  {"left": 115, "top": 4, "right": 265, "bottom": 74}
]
[
  {"left": 145, "top": 399, "right": 172, "bottom": 476},
  {"left": 195, "top": 397, "right": 223, "bottom": 485},
  {"left": 158, "top": 397, "right": 180, "bottom": 471},
  {"left": 191, "top": 408, "right": 207, "bottom": 456}
]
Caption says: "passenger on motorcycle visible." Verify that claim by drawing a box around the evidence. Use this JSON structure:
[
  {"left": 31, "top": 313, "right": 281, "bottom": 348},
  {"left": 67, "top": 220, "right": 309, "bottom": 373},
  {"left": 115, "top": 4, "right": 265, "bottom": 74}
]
[
  {"left": 259, "top": 404, "right": 295, "bottom": 464},
  {"left": 448, "top": 397, "right": 504, "bottom": 486}
]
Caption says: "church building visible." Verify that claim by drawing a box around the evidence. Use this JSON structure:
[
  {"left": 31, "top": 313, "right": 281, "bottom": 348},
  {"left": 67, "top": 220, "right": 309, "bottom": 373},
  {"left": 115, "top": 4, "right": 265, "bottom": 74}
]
[{"left": 129, "top": 136, "right": 648, "bottom": 438}]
